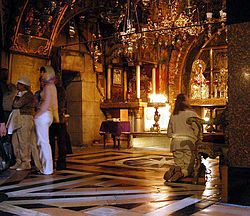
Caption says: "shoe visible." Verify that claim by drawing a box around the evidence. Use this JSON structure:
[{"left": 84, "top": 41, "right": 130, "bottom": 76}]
[
  {"left": 56, "top": 164, "right": 66, "bottom": 170},
  {"left": 33, "top": 170, "right": 53, "bottom": 175},
  {"left": 56, "top": 161, "right": 66, "bottom": 170},
  {"left": 33, "top": 170, "right": 43, "bottom": 175},
  {"left": 164, "top": 166, "right": 181, "bottom": 181},
  {"left": 169, "top": 171, "right": 184, "bottom": 182},
  {"left": 10, "top": 163, "right": 20, "bottom": 170},
  {"left": 164, "top": 166, "right": 176, "bottom": 181},
  {"left": 16, "top": 164, "right": 31, "bottom": 171},
  {"left": 41, "top": 171, "right": 53, "bottom": 175}
]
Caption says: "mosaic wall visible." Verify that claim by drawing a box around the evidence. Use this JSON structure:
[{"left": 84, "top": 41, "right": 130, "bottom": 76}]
[{"left": 228, "top": 22, "right": 250, "bottom": 167}]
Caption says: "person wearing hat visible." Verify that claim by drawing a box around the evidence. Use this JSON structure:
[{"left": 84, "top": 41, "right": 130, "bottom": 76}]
[
  {"left": 9, "top": 76, "right": 39, "bottom": 171},
  {"left": 34, "top": 66, "right": 59, "bottom": 175}
]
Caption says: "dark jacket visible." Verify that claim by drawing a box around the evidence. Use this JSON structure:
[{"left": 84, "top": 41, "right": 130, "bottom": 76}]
[
  {"left": 0, "top": 84, "right": 5, "bottom": 123},
  {"left": 57, "top": 86, "right": 66, "bottom": 123},
  {"left": 12, "top": 91, "right": 35, "bottom": 116}
]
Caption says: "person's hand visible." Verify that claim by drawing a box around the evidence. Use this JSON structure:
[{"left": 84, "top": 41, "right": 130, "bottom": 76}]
[
  {"left": 16, "top": 91, "right": 22, "bottom": 97},
  {"left": 0, "top": 123, "right": 7, "bottom": 137}
]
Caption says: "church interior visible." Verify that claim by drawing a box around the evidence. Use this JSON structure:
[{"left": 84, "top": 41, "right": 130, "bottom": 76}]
[{"left": 0, "top": 0, "right": 250, "bottom": 215}]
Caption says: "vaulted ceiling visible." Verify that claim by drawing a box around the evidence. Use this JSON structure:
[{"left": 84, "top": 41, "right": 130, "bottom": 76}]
[{"left": 0, "top": 0, "right": 226, "bottom": 58}]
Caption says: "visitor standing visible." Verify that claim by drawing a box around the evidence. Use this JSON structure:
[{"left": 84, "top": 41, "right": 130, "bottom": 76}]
[
  {"left": 8, "top": 77, "right": 37, "bottom": 170},
  {"left": 34, "top": 66, "right": 58, "bottom": 175}
]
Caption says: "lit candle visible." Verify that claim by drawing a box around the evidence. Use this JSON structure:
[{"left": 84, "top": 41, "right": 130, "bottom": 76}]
[
  {"left": 206, "top": 12, "right": 213, "bottom": 20},
  {"left": 219, "top": 10, "right": 227, "bottom": 19}
]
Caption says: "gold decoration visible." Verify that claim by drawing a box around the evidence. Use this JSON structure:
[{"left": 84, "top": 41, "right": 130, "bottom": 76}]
[
  {"left": 192, "top": 59, "right": 206, "bottom": 74},
  {"left": 191, "top": 59, "right": 209, "bottom": 99}
]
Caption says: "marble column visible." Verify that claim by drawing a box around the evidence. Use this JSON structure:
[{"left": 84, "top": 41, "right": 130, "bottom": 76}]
[
  {"left": 152, "top": 65, "right": 157, "bottom": 94},
  {"left": 107, "top": 65, "right": 112, "bottom": 100},
  {"left": 224, "top": 0, "right": 250, "bottom": 204},
  {"left": 136, "top": 63, "right": 141, "bottom": 100}
]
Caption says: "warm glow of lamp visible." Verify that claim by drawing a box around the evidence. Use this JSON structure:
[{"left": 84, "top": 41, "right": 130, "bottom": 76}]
[
  {"left": 147, "top": 94, "right": 168, "bottom": 132},
  {"left": 149, "top": 94, "right": 167, "bottom": 103},
  {"left": 204, "top": 110, "right": 210, "bottom": 122}
]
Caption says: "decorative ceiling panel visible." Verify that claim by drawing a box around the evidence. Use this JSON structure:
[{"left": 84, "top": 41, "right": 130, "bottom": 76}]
[{"left": 10, "top": 0, "right": 69, "bottom": 57}]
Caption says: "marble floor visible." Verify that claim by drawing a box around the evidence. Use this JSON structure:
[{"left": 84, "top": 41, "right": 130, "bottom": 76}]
[{"left": 0, "top": 146, "right": 249, "bottom": 216}]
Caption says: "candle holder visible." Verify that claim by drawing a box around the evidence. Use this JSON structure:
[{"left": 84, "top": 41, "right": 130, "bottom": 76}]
[
  {"left": 148, "top": 94, "right": 168, "bottom": 132},
  {"left": 148, "top": 102, "right": 165, "bottom": 132},
  {"left": 151, "top": 103, "right": 161, "bottom": 132}
]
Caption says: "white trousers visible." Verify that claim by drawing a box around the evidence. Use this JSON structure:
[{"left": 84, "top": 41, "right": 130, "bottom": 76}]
[{"left": 34, "top": 111, "right": 53, "bottom": 175}]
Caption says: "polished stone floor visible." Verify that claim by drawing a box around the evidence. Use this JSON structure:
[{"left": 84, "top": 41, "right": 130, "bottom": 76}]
[{"left": 0, "top": 146, "right": 249, "bottom": 216}]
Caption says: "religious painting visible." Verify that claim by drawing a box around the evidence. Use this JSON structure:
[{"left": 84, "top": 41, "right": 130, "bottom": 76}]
[
  {"left": 213, "top": 49, "right": 228, "bottom": 70},
  {"left": 113, "top": 68, "right": 122, "bottom": 85}
]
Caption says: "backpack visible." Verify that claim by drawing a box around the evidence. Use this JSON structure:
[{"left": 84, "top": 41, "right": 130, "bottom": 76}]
[{"left": 0, "top": 136, "right": 15, "bottom": 172}]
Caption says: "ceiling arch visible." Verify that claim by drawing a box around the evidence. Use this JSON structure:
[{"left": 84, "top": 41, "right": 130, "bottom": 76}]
[
  {"left": 10, "top": 0, "right": 69, "bottom": 57},
  {"left": 9, "top": 0, "right": 120, "bottom": 58}
]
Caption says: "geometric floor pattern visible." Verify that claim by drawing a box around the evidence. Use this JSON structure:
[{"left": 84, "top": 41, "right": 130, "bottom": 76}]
[{"left": 0, "top": 147, "right": 249, "bottom": 215}]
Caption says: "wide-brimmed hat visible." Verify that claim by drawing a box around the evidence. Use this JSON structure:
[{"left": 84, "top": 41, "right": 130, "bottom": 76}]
[{"left": 17, "top": 76, "right": 31, "bottom": 86}]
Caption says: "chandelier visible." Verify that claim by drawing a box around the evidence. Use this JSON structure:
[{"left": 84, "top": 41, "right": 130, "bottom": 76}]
[
  {"left": 116, "top": 0, "right": 142, "bottom": 59},
  {"left": 66, "top": 0, "right": 227, "bottom": 67},
  {"left": 145, "top": 0, "right": 203, "bottom": 46},
  {"left": 115, "top": 0, "right": 227, "bottom": 57},
  {"left": 89, "top": 23, "right": 103, "bottom": 64}
]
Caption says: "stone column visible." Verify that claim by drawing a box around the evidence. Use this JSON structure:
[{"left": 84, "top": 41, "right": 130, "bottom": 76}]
[
  {"left": 134, "top": 107, "right": 144, "bottom": 132},
  {"left": 107, "top": 65, "right": 112, "bottom": 100},
  {"left": 123, "top": 70, "right": 127, "bottom": 101},
  {"left": 223, "top": 0, "right": 250, "bottom": 204},
  {"left": 128, "top": 109, "right": 134, "bottom": 132},
  {"left": 152, "top": 65, "right": 157, "bottom": 94},
  {"left": 136, "top": 63, "right": 141, "bottom": 100}
]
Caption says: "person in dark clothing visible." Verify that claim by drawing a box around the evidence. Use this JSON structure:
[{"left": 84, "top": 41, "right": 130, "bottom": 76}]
[
  {"left": 34, "top": 77, "right": 45, "bottom": 112},
  {"left": 64, "top": 113, "right": 72, "bottom": 154},
  {"left": 0, "top": 68, "right": 16, "bottom": 123},
  {"left": 49, "top": 74, "right": 67, "bottom": 170},
  {"left": 0, "top": 83, "right": 6, "bottom": 136}
]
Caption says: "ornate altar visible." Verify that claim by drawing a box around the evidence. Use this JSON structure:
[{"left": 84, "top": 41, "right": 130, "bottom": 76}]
[{"left": 189, "top": 31, "right": 228, "bottom": 132}]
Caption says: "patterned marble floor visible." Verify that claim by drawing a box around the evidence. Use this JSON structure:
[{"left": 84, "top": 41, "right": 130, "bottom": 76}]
[{"left": 0, "top": 147, "right": 249, "bottom": 216}]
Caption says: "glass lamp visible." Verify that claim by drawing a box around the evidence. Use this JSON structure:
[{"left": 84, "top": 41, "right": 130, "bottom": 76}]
[{"left": 148, "top": 94, "right": 167, "bottom": 132}]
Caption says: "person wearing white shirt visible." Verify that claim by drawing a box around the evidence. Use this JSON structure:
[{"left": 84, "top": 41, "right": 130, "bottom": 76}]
[{"left": 164, "top": 94, "right": 198, "bottom": 182}]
